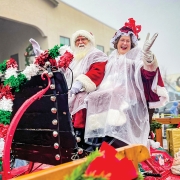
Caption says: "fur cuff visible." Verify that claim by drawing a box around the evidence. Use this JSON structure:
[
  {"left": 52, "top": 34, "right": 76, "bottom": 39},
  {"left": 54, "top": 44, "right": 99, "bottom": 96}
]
[
  {"left": 157, "top": 85, "right": 169, "bottom": 98},
  {"left": 149, "top": 96, "right": 167, "bottom": 109},
  {"left": 76, "top": 74, "right": 96, "bottom": 93},
  {"left": 149, "top": 86, "right": 169, "bottom": 109}
]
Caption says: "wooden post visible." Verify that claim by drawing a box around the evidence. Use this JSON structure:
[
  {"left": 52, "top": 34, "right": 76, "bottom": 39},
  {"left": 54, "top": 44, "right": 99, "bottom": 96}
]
[
  {"left": 155, "top": 128, "right": 163, "bottom": 147},
  {"left": 152, "top": 118, "right": 180, "bottom": 148}
]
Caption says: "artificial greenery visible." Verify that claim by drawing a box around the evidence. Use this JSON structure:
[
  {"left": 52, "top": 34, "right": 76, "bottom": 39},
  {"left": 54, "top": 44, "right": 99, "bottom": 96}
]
[
  {"left": 81, "top": 176, "right": 107, "bottom": 180},
  {"left": 0, "top": 60, "right": 7, "bottom": 74},
  {"left": 167, "top": 124, "right": 178, "bottom": 128},
  {"left": 150, "top": 121, "right": 162, "bottom": 132},
  {"left": 0, "top": 110, "right": 11, "bottom": 125},
  {"left": 135, "top": 172, "right": 144, "bottom": 180},
  {"left": 48, "top": 45, "right": 60, "bottom": 59},
  {"left": 64, "top": 149, "right": 104, "bottom": 180},
  {"left": 24, "top": 44, "right": 33, "bottom": 66},
  {"left": 0, "top": 159, "right": 2, "bottom": 171},
  {"left": 4, "top": 73, "right": 27, "bottom": 92}
]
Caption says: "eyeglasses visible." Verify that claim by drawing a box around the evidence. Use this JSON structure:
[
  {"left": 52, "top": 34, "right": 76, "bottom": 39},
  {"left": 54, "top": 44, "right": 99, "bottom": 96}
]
[
  {"left": 119, "top": 39, "right": 131, "bottom": 44},
  {"left": 75, "top": 37, "right": 88, "bottom": 43}
]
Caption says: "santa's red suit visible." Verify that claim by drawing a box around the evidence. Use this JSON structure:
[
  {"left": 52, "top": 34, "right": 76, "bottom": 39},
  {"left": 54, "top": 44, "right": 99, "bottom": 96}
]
[
  {"left": 65, "top": 30, "right": 108, "bottom": 129},
  {"left": 70, "top": 59, "right": 107, "bottom": 129},
  {"left": 71, "top": 61, "right": 107, "bottom": 128}
]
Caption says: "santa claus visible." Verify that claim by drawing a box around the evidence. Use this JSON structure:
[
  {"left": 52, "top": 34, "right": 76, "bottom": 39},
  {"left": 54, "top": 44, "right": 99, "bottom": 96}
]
[{"left": 65, "top": 30, "right": 108, "bottom": 146}]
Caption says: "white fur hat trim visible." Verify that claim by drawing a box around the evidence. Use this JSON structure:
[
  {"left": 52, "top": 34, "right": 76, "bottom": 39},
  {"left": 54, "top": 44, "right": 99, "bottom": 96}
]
[{"left": 72, "top": 30, "right": 95, "bottom": 48}]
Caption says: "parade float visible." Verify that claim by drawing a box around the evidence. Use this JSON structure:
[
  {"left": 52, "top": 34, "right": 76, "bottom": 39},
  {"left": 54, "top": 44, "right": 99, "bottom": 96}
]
[{"left": 0, "top": 40, "right": 180, "bottom": 180}]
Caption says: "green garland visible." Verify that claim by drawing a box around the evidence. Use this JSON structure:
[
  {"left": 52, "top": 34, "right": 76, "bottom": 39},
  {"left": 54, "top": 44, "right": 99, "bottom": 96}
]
[
  {"left": 24, "top": 44, "right": 33, "bottom": 66},
  {"left": 0, "top": 60, "right": 8, "bottom": 73},
  {"left": 4, "top": 73, "right": 27, "bottom": 92},
  {"left": 0, "top": 159, "right": 2, "bottom": 171},
  {"left": 0, "top": 110, "right": 11, "bottom": 125},
  {"left": 0, "top": 60, "right": 29, "bottom": 171},
  {"left": 48, "top": 45, "right": 60, "bottom": 59}
]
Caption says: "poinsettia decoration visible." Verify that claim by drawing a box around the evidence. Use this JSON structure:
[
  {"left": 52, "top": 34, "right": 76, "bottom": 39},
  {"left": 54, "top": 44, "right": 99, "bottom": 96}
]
[
  {"left": 65, "top": 142, "right": 139, "bottom": 180},
  {"left": 34, "top": 44, "right": 73, "bottom": 69},
  {"left": 0, "top": 43, "right": 74, "bottom": 171},
  {"left": 34, "top": 50, "right": 49, "bottom": 66}
]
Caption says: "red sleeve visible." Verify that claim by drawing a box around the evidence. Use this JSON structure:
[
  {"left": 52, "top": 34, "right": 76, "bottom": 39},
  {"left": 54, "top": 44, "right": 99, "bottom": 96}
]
[
  {"left": 157, "top": 68, "right": 165, "bottom": 87},
  {"left": 85, "top": 61, "right": 107, "bottom": 86},
  {"left": 141, "top": 67, "right": 160, "bottom": 102}
]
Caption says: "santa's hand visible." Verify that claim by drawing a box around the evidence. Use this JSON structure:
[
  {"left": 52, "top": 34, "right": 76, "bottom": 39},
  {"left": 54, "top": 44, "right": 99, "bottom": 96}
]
[
  {"left": 69, "top": 81, "right": 83, "bottom": 97},
  {"left": 29, "top": 38, "right": 43, "bottom": 56},
  {"left": 142, "top": 33, "right": 158, "bottom": 63}
]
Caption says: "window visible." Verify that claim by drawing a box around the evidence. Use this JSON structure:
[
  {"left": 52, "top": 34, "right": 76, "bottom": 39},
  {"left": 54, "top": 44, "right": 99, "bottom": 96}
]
[
  {"left": 107, "top": 48, "right": 114, "bottom": 55},
  {"left": 60, "top": 36, "right": 70, "bottom": 46},
  {"left": 96, "top": 45, "right": 104, "bottom": 52}
]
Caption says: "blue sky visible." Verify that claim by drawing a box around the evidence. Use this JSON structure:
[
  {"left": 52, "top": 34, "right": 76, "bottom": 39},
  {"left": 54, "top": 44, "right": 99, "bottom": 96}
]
[{"left": 61, "top": 0, "right": 180, "bottom": 75}]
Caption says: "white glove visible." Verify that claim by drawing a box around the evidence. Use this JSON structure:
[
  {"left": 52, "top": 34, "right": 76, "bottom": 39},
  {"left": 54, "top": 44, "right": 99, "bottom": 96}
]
[
  {"left": 69, "top": 81, "right": 83, "bottom": 96},
  {"left": 29, "top": 38, "right": 43, "bottom": 57},
  {"left": 142, "top": 33, "right": 158, "bottom": 71}
]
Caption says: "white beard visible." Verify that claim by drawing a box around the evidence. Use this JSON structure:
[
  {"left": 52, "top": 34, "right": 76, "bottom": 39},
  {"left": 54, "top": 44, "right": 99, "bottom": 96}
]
[{"left": 73, "top": 43, "right": 93, "bottom": 61}]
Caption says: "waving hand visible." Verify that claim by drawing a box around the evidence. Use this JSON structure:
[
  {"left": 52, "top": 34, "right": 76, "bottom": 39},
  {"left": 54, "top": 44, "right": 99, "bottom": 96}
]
[
  {"left": 143, "top": 33, "right": 158, "bottom": 53},
  {"left": 142, "top": 33, "right": 158, "bottom": 71}
]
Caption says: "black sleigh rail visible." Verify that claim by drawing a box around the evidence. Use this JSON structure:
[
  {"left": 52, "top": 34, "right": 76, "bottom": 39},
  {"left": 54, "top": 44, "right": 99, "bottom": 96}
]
[{"left": 11, "top": 70, "right": 77, "bottom": 166}]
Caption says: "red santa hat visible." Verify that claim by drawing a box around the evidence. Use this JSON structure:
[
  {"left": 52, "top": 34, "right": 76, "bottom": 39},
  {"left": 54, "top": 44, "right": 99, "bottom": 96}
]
[
  {"left": 110, "top": 18, "right": 141, "bottom": 48},
  {"left": 72, "top": 30, "right": 95, "bottom": 49}
]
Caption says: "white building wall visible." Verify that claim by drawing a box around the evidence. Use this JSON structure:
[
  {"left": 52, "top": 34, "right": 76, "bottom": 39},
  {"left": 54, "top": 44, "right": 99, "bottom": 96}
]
[{"left": 0, "top": 0, "right": 116, "bottom": 70}]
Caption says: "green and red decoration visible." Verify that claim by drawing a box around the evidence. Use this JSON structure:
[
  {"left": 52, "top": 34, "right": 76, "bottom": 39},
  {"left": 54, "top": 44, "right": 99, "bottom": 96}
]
[{"left": 0, "top": 45, "right": 73, "bottom": 171}]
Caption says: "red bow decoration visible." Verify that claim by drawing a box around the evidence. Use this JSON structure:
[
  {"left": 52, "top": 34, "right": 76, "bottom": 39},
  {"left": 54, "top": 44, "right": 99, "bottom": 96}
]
[
  {"left": 34, "top": 50, "right": 49, "bottom": 66},
  {"left": 85, "top": 142, "right": 138, "bottom": 180},
  {"left": 58, "top": 51, "right": 74, "bottom": 69},
  {"left": 6, "top": 58, "right": 18, "bottom": 69},
  {"left": 124, "top": 18, "right": 141, "bottom": 38}
]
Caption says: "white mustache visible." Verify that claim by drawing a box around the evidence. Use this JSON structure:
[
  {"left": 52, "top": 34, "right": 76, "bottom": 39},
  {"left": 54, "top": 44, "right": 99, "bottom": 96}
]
[{"left": 78, "top": 44, "right": 85, "bottom": 47}]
